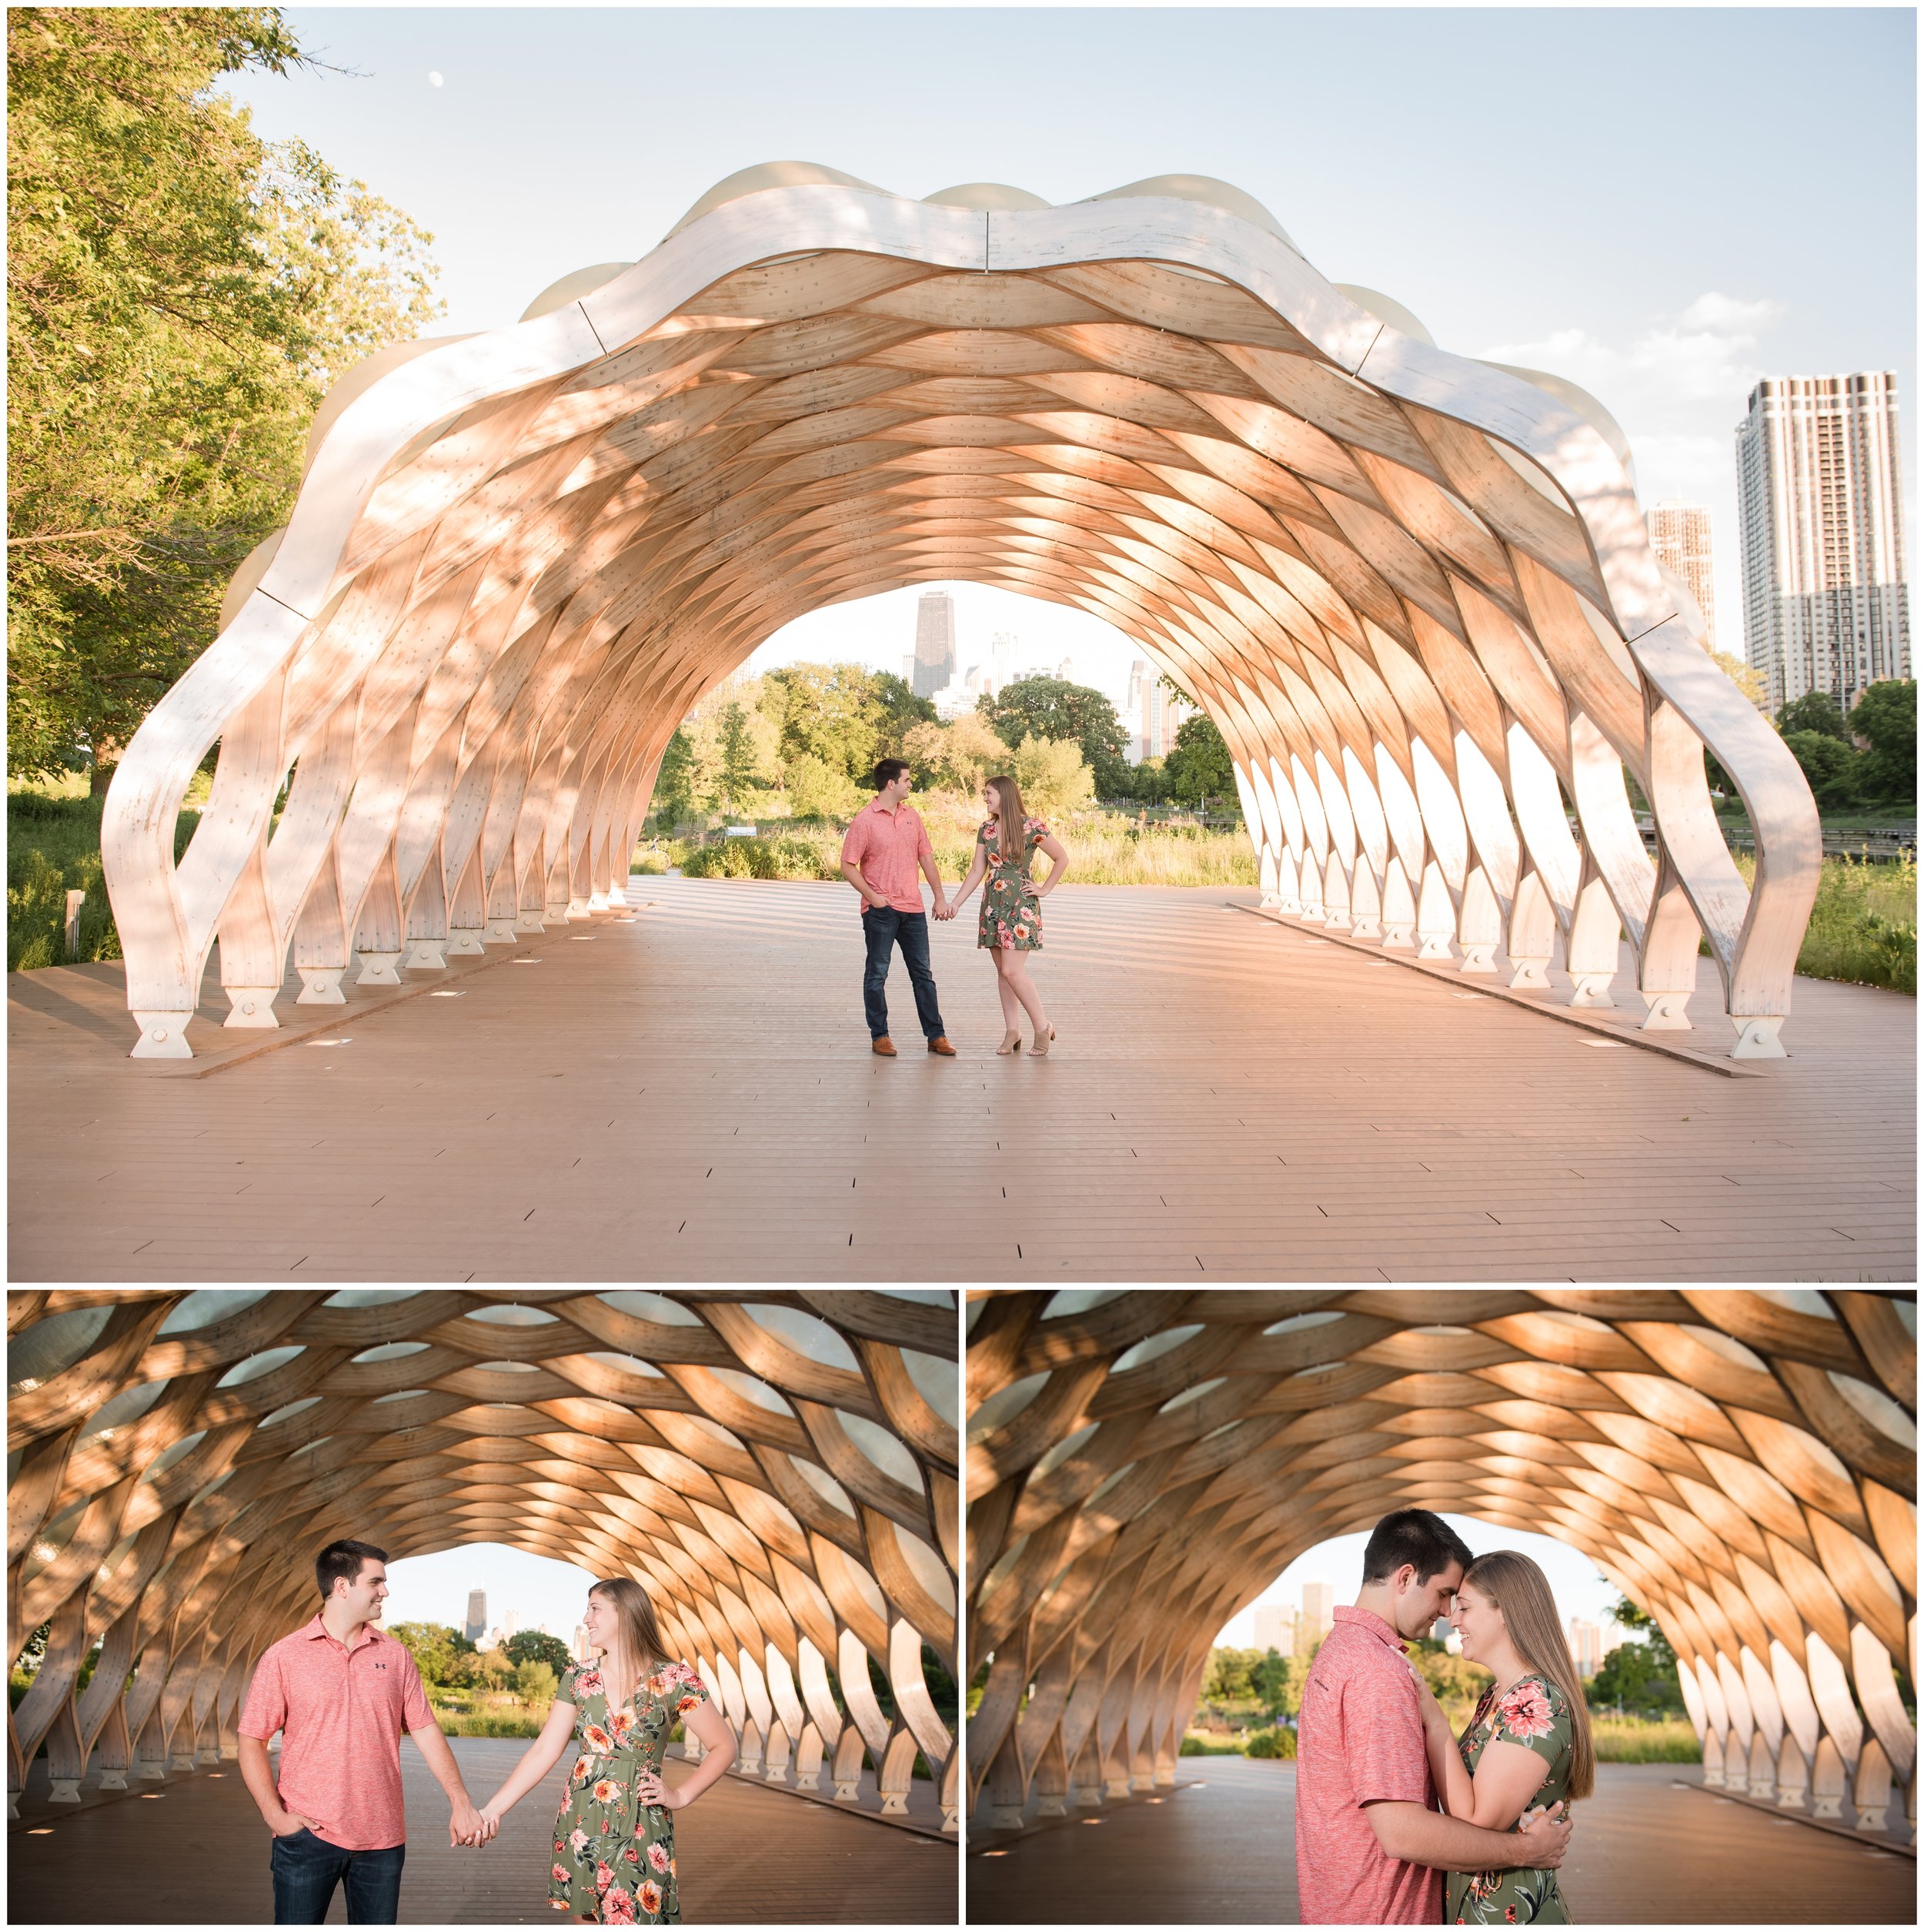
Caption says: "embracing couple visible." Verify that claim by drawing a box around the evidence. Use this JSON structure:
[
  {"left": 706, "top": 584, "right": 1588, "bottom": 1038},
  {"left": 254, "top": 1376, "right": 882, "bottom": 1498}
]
[
  {"left": 841, "top": 757, "right": 1071, "bottom": 1058},
  {"left": 1297, "top": 1509, "right": 1594, "bottom": 1925},
  {"left": 237, "top": 1540, "right": 735, "bottom": 1924}
]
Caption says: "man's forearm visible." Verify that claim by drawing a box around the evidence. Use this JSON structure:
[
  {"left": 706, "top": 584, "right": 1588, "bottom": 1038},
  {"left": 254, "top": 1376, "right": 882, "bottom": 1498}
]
[
  {"left": 237, "top": 1735, "right": 283, "bottom": 1825},
  {"left": 1380, "top": 1806, "right": 1541, "bottom": 1871}
]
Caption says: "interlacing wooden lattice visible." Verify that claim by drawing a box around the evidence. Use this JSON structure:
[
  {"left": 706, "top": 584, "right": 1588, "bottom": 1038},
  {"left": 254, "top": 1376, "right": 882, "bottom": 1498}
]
[
  {"left": 8, "top": 1289, "right": 959, "bottom": 1830},
  {"left": 966, "top": 1289, "right": 1915, "bottom": 1839},
  {"left": 101, "top": 166, "right": 1818, "bottom": 1062}
]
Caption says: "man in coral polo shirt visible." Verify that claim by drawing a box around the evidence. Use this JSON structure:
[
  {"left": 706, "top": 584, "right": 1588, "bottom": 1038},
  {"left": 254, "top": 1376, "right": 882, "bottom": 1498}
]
[
  {"left": 1296, "top": 1509, "right": 1573, "bottom": 1923},
  {"left": 839, "top": 757, "right": 957, "bottom": 1057},
  {"left": 238, "top": 1540, "right": 486, "bottom": 1924}
]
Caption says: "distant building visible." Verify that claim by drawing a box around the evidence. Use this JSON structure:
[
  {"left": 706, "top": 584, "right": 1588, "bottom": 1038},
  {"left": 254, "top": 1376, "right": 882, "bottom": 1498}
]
[
  {"left": 1298, "top": 1581, "right": 1334, "bottom": 1654},
  {"left": 1735, "top": 371, "right": 1909, "bottom": 716},
  {"left": 913, "top": 590, "right": 957, "bottom": 698},
  {"left": 1253, "top": 1602, "right": 1298, "bottom": 1656},
  {"left": 1566, "top": 1616, "right": 1627, "bottom": 1678},
  {"left": 990, "top": 631, "right": 1018, "bottom": 693},
  {"left": 1126, "top": 658, "right": 1194, "bottom": 762},
  {"left": 1645, "top": 500, "right": 1718, "bottom": 651},
  {"left": 902, "top": 653, "right": 915, "bottom": 684},
  {"left": 464, "top": 1589, "right": 486, "bottom": 1644},
  {"left": 503, "top": 1610, "right": 519, "bottom": 1640},
  {"left": 572, "top": 1623, "right": 591, "bottom": 1661}
]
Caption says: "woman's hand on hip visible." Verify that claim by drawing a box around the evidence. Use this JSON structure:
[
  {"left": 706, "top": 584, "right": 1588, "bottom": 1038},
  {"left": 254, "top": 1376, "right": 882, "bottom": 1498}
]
[{"left": 634, "top": 1768, "right": 683, "bottom": 1810}]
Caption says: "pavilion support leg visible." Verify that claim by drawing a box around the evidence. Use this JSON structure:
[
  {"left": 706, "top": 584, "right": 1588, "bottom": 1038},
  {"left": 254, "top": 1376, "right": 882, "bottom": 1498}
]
[
  {"left": 793, "top": 1722, "right": 823, "bottom": 1791},
  {"left": 356, "top": 952, "right": 403, "bottom": 985},
  {"left": 1258, "top": 845, "right": 1280, "bottom": 909},
  {"left": 1415, "top": 861, "right": 1455, "bottom": 960},
  {"left": 1506, "top": 868, "right": 1556, "bottom": 988},
  {"left": 222, "top": 986, "right": 280, "bottom": 1028},
  {"left": 1070, "top": 1730, "right": 1104, "bottom": 1810},
  {"left": 1321, "top": 853, "right": 1351, "bottom": 929},
  {"left": 1348, "top": 860, "right": 1382, "bottom": 938},
  {"left": 483, "top": 865, "right": 520, "bottom": 943},
  {"left": 1776, "top": 1733, "right": 1809, "bottom": 1809},
  {"left": 1380, "top": 857, "right": 1415, "bottom": 948},
  {"left": 1731, "top": 1015, "right": 1788, "bottom": 1058},
  {"left": 829, "top": 1726, "right": 864, "bottom": 1803},
  {"left": 1031, "top": 1731, "right": 1070, "bottom": 1818},
  {"left": 293, "top": 860, "right": 351, "bottom": 1003},
  {"left": 131, "top": 1012, "right": 195, "bottom": 1058},
  {"left": 1456, "top": 865, "right": 1501, "bottom": 973},
  {"left": 1565, "top": 875, "right": 1621, "bottom": 1007}
]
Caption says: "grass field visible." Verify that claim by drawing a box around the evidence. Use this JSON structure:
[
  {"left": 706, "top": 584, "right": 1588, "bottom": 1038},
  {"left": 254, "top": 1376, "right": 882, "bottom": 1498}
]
[
  {"left": 9, "top": 780, "right": 1912, "bottom": 998},
  {"left": 1181, "top": 1716, "right": 1699, "bottom": 1763}
]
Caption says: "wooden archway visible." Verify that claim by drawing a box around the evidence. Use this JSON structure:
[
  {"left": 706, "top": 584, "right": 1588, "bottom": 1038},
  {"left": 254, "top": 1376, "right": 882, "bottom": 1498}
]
[
  {"left": 965, "top": 1289, "right": 1915, "bottom": 1837},
  {"left": 8, "top": 1289, "right": 959, "bottom": 1830},
  {"left": 102, "top": 166, "right": 1819, "bottom": 1061}
]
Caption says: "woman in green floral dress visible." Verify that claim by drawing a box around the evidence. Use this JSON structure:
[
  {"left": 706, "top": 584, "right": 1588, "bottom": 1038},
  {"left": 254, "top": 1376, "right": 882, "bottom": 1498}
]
[
  {"left": 1412, "top": 1550, "right": 1595, "bottom": 1924},
  {"left": 473, "top": 1578, "right": 737, "bottom": 1924},
  {"left": 947, "top": 774, "right": 1071, "bottom": 1055}
]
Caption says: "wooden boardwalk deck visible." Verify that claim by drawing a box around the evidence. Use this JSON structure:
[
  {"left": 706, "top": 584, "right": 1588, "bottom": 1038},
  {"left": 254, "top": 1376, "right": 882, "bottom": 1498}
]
[
  {"left": 967, "top": 1760, "right": 1915, "bottom": 1923},
  {"left": 8, "top": 1740, "right": 957, "bottom": 1923},
  {"left": 8, "top": 879, "right": 1913, "bottom": 1281}
]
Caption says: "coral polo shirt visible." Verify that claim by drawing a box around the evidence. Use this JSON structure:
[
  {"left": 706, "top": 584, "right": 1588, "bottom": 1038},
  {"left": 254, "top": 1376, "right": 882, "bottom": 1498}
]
[
  {"left": 238, "top": 1614, "right": 433, "bottom": 1850},
  {"left": 1294, "top": 1605, "right": 1441, "bottom": 1924},
  {"left": 840, "top": 796, "right": 934, "bottom": 913}
]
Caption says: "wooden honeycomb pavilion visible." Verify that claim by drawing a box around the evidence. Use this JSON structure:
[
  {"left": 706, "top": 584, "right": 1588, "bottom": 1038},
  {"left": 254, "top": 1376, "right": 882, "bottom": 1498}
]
[
  {"left": 7, "top": 1289, "right": 958, "bottom": 1830},
  {"left": 99, "top": 165, "right": 1819, "bottom": 1062},
  {"left": 966, "top": 1289, "right": 1914, "bottom": 1840}
]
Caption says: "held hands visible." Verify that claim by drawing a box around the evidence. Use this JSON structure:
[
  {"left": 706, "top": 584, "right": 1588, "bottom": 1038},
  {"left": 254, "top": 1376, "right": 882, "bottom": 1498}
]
[
  {"left": 932, "top": 897, "right": 954, "bottom": 921},
  {"left": 633, "top": 1768, "right": 683, "bottom": 1812},
  {"left": 1513, "top": 1802, "right": 1573, "bottom": 1868},
  {"left": 449, "top": 1797, "right": 497, "bottom": 1848}
]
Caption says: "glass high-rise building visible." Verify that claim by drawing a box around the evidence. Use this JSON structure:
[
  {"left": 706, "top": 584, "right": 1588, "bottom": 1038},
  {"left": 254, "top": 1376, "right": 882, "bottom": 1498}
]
[
  {"left": 1735, "top": 372, "right": 1909, "bottom": 716},
  {"left": 465, "top": 1589, "right": 486, "bottom": 1643},
  {"left": 912, "top": 590, "right": 957, "bottom": 698},
  {"left": 1645, "top": 500, "right": 1718, "bottom": 652}
]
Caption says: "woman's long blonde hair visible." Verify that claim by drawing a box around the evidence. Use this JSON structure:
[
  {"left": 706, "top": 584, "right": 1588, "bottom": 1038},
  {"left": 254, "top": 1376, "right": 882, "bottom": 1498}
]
[
  {"left": 1462, "top": 1549, "right": 1594, "bottom": 1800},
  {"left": 985, "top": 774, "right": 1027, "bottom": 861},
  {"left": 590, "top": 1576, "right": 668, "bottom": 1702}
]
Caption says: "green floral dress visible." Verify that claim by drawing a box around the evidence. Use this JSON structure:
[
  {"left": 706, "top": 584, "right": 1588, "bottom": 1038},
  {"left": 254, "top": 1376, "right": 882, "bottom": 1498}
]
[
  {"left": 1445, "top": 1673, "right": 1575, "bottom": 1925},
  {"left": 548, "top": 1659, "right": 711, "bottom": 1924},
  {"left": 977, "top": 816, "right": 1050, "bottom": 951}
]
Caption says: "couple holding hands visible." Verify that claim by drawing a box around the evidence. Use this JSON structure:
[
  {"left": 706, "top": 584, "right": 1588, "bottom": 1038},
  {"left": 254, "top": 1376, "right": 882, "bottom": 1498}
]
[
  {"left": 238, "top": 1540, "right": 734, "bottom": 1926},
  {"left": 841, "top": 760, "right": 1071, "bottom": 1058}
]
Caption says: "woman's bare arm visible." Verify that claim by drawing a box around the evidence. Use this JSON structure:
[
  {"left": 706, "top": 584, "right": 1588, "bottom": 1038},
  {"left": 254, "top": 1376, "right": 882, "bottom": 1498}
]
[
  {"left": 1032, "top": 833, "right": 1069, "bottom": 893},
  {"left": 950, "top": 846, "right": 987, "bottom": 908},
  {"left": 635, "top": 1699, "right": 737, "bottom": 1812},
  {"left": 477, "top": 1697, "right": 579, "bottom": 1830}
]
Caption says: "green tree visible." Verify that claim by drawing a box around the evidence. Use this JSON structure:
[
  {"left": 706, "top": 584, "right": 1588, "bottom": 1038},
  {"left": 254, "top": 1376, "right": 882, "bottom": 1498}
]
[
  {"left": 1125, "top": 755, "right": 1171, "bottom": 806},
  {"left": 650, "top": 727, "right": 697, "bottom": 827},
  {"left": 1776, "top": 690, "right": 1850, "bottom": 740},
  {"left": 903, "top": 713, "right": 1010, "bottom": 794},
  {"left": 1712, "top": 650, "right": 1768, "bottom": 712},
  {"left": 1161, "top": 714, "right": 1238, "bottom": 809},
  {"left": 1782, "top": 730, "right": 1864, "bottom": 810},
  {"left": 476, "top": 1646, "right": 513, "bottom": 1691},
  {"left": 1010, "top": 733, "right": 1094, "bottom": 820},
  {"left": 389, "top": 1621, "right": 461, "bottom": 1686},
  {"left": 7, "top": 8, "right": 442, "bottom": 784},
  {"left": 1201, "top": 1647, "right": 1259, "bottom": 1703},
  {"left": 1849, "top": 680, "right": 1916, "bottom": 805},
  {"left": 505, "top": 1629, "right": 573, "bottom": 1676},
  {"left": 764, "top": 662, "right": 884, "bottom": 784},
  {"left": 980, "top": 677, "right": 1126, "bottom": 781},
  {"left": 713, "top": 700, "right": 763, "bottom": 814},
  {"left": 513, "top": 1658, "right": 558, "bottom": 1703},
  {"left": 1586, "top": 1596, "right": 1685, "bottom": 1716},
  {"left": 870, "top": 670, "right": 937, "bottom": 756}
]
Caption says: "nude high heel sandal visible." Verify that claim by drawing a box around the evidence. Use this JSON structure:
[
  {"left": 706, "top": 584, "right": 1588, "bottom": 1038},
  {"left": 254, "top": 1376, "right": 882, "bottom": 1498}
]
[
  {"left": 996, "top": 1029, "right": 1023, "bottom": 1055},
  {"left": 1028, "top": 1025, "right": 1055, "bottom": 1057}
]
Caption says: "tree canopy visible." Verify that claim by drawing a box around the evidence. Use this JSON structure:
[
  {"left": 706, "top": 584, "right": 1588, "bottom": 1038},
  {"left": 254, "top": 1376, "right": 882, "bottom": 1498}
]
[
  {"left": 1161, "top": 713, "right": 1238, "bottom": 807},
  {"left": 1776, "top": 690, "right": 1850, "bottom": 741},
  {"left": 979, "top": 676, "right": 1126, "bottom": 786},
  {"left": 505, "top": 1629, "right": 573, "bottom": 1677},
  {"left": 7, "top": 6, "right": 442, "bottom": 783}
]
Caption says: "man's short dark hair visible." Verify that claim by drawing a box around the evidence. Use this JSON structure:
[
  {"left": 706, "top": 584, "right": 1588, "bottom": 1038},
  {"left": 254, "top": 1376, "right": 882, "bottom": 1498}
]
[
  {"left": 1361, "top": 1509, "right": 1472, "bottom": 1585},
  {"left": 316, "top": 1539, "right": 387, "bottom": 1601},
  {"left": 871, "top": 757, "right": 910, "bottom": 791}
]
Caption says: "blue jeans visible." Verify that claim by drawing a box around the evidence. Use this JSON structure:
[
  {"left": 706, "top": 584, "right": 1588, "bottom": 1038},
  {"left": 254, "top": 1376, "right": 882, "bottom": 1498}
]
[
  {"left": 861, "top": 905, "right": 945, "bottom": 1041},
  {"left": 270, "top": 1827, "right": 405, "bottom": 1924}
]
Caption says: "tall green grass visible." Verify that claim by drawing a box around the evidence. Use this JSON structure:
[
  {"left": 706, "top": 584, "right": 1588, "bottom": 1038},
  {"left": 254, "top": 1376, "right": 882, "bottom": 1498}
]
[
  {"left": 1589, "top": 1716, "right": 1700, "bottom": 1763},
  {"left": 1733, "top": 854, "right": 1916, "bottom": 994}
]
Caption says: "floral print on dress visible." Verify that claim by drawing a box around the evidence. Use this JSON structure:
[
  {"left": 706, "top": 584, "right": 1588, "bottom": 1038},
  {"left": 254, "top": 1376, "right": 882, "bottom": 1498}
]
[
  {"left": 977, "top": 817, "right": 1050, "bottom": 952},
  {"left": 1444, "top": 1673, "right": 1575, "bottom": 1926},
  {"left": 546, "top": 1660, "right": 710, "bottom": 1924}
]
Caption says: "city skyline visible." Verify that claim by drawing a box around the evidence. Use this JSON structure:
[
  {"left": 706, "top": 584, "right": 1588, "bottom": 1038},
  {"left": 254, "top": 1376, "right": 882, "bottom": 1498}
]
[
  {"left": 223, "top": 10, "right": 1915, "bottom": 702},
  {"left": 382, "top": 1544, "right": 604, "bottom": 1644}
]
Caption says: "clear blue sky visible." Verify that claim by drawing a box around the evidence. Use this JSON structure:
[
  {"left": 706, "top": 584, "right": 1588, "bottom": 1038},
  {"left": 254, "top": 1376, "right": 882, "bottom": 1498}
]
[
  {"left": 229, "top": 9, "right": 1916, "bottom": 684},
  {"left": 1214, "top": 1515, "right": 1625, "bottom": 1649}
]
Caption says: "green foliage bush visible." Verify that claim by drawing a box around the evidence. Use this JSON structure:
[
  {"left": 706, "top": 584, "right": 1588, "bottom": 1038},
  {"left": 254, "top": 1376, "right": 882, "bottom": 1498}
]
[
  {"left": 7, "top": 787, "right": 199, "bottom": 969},
  {"left": 1733, "top": 854, "right": 1916, "bottom": 995},
  {"left": 1589, "top": 1716, "right": 1700, "bottom": 1763},
  {"left": 1244, "top": 1725, "right": 1298, "bottom": 1759}
]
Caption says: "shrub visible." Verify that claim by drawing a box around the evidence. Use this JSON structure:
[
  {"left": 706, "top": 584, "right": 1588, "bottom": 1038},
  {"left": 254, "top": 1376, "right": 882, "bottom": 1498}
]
[
  {"left": 1179, "top": 1730, "right": 1246, "bottom": 1756},
  {"left": 1010, "top": 734, "right": 1095, "bottom": 820},
  {"left": 1732, "top": 854, "right": 1916, "bottom": 994},
  {"left": 1589, "top": 1716, "right": 1700, "bottom": 1763},
  {"left": 1244, "top": 1726, "right": 1297, "bottom": 1760}
]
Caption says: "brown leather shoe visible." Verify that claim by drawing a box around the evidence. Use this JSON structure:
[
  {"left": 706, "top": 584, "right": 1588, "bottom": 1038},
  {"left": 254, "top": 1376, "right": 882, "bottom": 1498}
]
[
  {"left": 927, "top": 1036, "right": 957, "bottom": 1056},
  {"left": 871, "top": 1037, "right": 897, "bottom": 1056}
]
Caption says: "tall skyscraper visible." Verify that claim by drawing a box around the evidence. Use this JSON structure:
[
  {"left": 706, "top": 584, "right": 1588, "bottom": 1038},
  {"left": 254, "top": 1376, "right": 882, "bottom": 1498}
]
[
  {"left": 1253, "top": 1602, "right": 1298, "bottom": 1656},
  {"left": 572, "top": 1623, "right": 591, "bottom": 1662},
  {"left": 1127, "top": 660, "right": 1194, "bottom": 761},
  {"left": 1735, "top": 372, "right": 1909, "bottom": 716},
  {"left": 913, "top": 590, "right": 957, "bottom": 698},
  {"left": 1645, "top": 500, "right": 1718, "bottom": 650},
  {"left": 465, "top": 1589, "right": 486, "bottom": 1643},
  {"left": 990, "top": 631, "right": 1017, "bottom": 694},
  {"left": 1298, "top": 1581, "right": 1334, "bottom": 1654},
  {"left": 902, "top": 653, "right": 915, "bottom": 685}
]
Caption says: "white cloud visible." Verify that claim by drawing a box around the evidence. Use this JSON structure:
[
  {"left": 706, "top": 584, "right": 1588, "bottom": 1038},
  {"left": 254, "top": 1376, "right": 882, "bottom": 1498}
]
[
  {"left": 426, "top": 70, "right": 444, "bottom": 89},
  {"left": 1481, "top": 294, "right": 1790, "bottom": 657}
]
